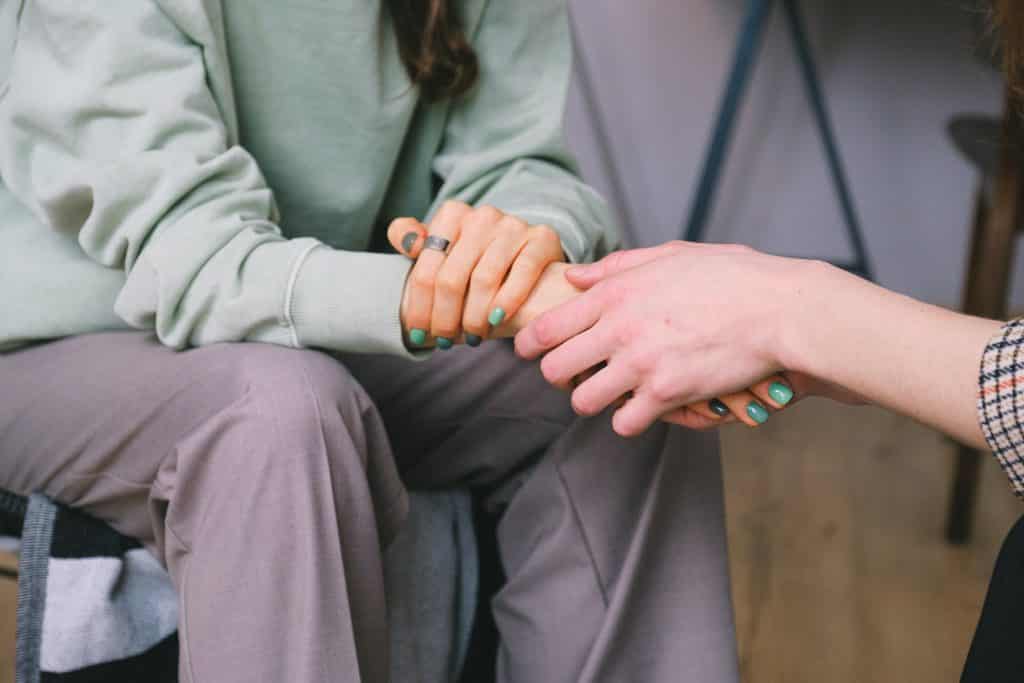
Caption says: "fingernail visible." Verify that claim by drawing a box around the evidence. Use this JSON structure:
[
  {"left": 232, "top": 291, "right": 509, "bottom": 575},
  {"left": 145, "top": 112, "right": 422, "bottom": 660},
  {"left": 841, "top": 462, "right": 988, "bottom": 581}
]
[
  {"left": 567, "top": 265, "right": 590, "bottom": 278},
  {"left": 409, "top": 328, "right": 427, "bottom": 346},
  {"left": 465, "top": 334, "right": 482, "bottom": 347},
  {"left": 768, "top": 381, "right": 793, "bottom": 406},
  {"left": 436, "top": 337, "right": 453, "bottom": 350},
  {"left": 746, "top": 401, "right": 769, "bottom": 424},
  {"left": 488, "top": 307, "right": 506, "bottom": 326},
  {"left": 709, "top": 398, "right": 730, "bottom": 417},
  {"left": 401, "top": 232, "right": 419, "bottom": 254}
]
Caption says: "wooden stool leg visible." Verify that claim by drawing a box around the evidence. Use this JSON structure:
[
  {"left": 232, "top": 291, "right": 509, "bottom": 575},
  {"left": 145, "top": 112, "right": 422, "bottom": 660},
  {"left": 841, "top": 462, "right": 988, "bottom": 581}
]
[
  {"left": 946, "top": 92, "right": 1023, "bottom": 543},
  {"left": 948, "top": 445, "right": 985, "bottom": 544}
]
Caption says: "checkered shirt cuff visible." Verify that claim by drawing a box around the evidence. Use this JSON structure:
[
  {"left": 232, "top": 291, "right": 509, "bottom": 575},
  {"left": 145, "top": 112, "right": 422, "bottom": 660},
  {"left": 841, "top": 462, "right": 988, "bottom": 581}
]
[{"left": 979, "top": 318, "right": 1024, "bottom": 498}]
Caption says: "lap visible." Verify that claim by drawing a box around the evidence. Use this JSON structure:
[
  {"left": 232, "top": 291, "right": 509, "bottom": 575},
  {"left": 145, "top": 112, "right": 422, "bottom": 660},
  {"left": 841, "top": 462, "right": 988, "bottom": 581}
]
[
  {"left": 0, "top": 331, "right": 376, "bottom": 540},
  {"left": 0, "top": 332, "right": 574, "bottom": 527},
  {"left": 340, "top": 340, "right": 576, "bottom": 491}
]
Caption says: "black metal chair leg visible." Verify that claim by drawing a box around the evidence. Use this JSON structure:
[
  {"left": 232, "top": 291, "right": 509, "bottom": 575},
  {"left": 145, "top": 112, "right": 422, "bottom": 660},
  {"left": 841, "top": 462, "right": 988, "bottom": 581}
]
[
  {"left": 683, "top": 0, "right": 874, "bottom": 281},
  {"left": 781, "top": 0, "right": 873, "bottom": 281},
  {"left": 684, "top": 0, "right": 775, "bottom": 244}
]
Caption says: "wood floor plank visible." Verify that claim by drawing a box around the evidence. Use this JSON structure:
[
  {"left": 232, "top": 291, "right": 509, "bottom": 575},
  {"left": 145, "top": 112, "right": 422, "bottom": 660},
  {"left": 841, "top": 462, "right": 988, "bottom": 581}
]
[{"left": 723, "top": 400, "right": 1020, "bottom": 683}]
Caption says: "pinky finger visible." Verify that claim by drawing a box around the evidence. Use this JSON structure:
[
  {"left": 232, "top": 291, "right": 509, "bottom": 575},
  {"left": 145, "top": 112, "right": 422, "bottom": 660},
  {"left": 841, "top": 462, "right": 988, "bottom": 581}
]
[
  {"left": 687, "top": 400, "right": 739, "bottom": 425},
  {"left": 661, "top": 407, "right": 724, "bottom": 431}
]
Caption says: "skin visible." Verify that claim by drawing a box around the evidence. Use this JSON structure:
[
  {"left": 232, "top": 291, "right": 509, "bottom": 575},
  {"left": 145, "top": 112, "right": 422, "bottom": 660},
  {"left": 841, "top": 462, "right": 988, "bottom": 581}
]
[
  {"left": 389, "top": 201, "right": 565, "bottom": 344},
  {"left": 399, "top": 259, "right": 583, "bottom": 345},
  {"left": 515, "top": 241, "right": 1001, "bottom": 445},
  {"left": 390, "top": 207, "right": 795, "bottom": 426}
]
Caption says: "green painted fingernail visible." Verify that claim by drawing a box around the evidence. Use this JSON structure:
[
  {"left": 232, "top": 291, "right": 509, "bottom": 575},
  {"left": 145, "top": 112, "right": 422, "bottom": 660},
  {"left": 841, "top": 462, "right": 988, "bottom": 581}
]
[
  {"left": 768, "top": 382, "right": 793, "bottom": 406},
  {"left": 465, "top": 334, "right": 482, "bottom": 347},
  {"left": 401, "top": 232, "right": 419, "bottom": 254},
  {"left": 709, "top": 398, "right": 730, "bottom": 417},
  {"left": 747, "top": 401, "right": 769, "bottom": 424},
  {"left": 436, "top": 337, "right": 453, "bottom": 350},
  {"left": 409, "top": 328, "right": 427, "bottom": 346},
  {"left": 488, "top": 307, "right": 506, "bottom": 326}
]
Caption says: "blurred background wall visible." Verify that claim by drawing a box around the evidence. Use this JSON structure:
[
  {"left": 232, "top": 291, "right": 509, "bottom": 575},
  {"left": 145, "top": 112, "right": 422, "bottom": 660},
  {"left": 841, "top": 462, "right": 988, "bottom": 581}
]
[
  {"left": 561, "top": 5, "right": 1023, "bottom": 680},
  {"left": 565, "top": 0, "right": 1008, "bottom": 309}
]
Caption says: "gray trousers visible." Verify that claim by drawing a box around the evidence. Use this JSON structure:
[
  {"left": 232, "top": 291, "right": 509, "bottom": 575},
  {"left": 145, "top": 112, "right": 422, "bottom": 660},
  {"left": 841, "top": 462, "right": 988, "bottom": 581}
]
[{"left": 0, "top": 331, "right": 738, "bottom": 682}]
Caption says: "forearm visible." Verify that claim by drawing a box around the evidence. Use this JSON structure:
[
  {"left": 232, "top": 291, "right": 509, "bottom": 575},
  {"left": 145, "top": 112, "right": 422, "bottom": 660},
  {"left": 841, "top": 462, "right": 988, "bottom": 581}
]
[{"left": 780, "top": 262, "right": 1001, "bottom": 448}]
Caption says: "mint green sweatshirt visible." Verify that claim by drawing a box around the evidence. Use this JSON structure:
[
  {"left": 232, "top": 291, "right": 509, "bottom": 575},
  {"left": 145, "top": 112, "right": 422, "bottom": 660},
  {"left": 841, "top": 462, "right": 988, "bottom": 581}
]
[{"left": 0, "top": 0, "right": 616, "bottom": 356}]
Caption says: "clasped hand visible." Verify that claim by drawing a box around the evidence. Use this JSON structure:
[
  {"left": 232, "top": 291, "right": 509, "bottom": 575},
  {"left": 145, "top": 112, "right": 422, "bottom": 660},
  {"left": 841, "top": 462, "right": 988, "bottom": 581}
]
[
  {"left": 388, "top": 200, "right": 577, "bottom": 345},
  {"left": 389, "top": 208, "right": 835, "bottom": 435}
]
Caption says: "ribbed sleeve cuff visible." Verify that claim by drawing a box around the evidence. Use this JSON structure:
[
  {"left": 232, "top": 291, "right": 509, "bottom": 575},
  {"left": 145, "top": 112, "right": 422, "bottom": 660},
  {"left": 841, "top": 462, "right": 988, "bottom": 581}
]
[
  {"left": 288, "top": 245, "right": 420, "bottom": 358},
  {"left": 979, "top": 318, "right": 1024, "bottom": 498}
]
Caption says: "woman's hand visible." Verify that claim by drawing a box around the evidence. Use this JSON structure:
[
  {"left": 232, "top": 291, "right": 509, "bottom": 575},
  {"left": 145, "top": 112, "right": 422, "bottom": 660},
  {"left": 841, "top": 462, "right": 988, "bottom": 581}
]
[
  {"left": 660, "top": 372, "right": 866, "bottom": 431},
  {"left": 388, "top": 201, "right": 565, "bottom": 348},
  {"left": 515, "top": 241, "right": 832, "bottom": 436},
  {"left": 516, "top": 239, "right": 995, "bottom": 442}
]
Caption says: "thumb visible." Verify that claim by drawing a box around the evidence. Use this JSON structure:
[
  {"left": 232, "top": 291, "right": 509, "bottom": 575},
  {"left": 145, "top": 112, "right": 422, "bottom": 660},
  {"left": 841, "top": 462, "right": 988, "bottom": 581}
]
[
  {"left": 387, "top": 217, "right": 428, "bottom": 259},
  {"left": 566, "top": 242, "right": 685, "bottom": 288}
]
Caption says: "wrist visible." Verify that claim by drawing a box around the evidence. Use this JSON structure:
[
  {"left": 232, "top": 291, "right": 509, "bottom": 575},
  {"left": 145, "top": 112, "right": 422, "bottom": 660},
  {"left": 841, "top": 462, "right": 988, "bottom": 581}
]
[{"left": 773, "top": 258, "right": 850, "bottom": 378}]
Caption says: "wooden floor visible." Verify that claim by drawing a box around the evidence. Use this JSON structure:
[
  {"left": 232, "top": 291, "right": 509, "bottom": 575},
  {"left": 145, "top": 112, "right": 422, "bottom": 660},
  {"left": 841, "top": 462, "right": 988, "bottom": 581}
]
[
  {"left": 722, "top": 400, "right": 1020, "bottom": 683},
  {"left": 0, "top": 400, "right": 1016, "bottom": 682}
]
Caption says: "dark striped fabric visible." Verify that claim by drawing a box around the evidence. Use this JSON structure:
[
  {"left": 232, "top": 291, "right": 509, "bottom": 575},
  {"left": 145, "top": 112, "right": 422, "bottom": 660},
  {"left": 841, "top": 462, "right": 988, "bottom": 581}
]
[
  {"left": 0, "top": 490, "right": 178, "bottom": 683},
  {"left": 979, "top": 319, "right": 1024, "bottom": 497}
]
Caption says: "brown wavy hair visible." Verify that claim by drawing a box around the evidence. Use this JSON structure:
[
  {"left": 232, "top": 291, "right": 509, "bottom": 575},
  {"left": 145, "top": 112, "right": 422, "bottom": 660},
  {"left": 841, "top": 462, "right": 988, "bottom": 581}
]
[{"left": 388, "top": 0, "right": 479, "bottom": 101}]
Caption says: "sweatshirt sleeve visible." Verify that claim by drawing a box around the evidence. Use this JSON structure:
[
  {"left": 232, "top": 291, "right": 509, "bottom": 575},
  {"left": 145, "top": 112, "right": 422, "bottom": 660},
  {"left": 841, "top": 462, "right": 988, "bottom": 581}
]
[
  {"left": 979, "top": 318, "right": 1024, "bottom": 498},
  {"left": 0, "top": 0, "right": 415, "bottom": 357},
  {"left": 430, "top": 0, "right": 620, "bottom": 264}
]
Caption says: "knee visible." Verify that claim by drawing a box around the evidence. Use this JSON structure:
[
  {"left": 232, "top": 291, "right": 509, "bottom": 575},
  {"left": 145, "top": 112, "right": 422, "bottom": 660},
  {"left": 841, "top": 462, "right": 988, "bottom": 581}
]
[{"left": 194, "top": 344, "right": 376, "bottom": 470}]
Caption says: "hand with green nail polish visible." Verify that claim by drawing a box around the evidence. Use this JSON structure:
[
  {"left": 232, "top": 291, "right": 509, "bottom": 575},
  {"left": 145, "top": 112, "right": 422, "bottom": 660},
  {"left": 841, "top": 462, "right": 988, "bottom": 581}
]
[
  {"left": 399, "top": 251, "right": 582, "bottom": 351},
  {"left": 388, "top": 203, "right": 571, "bottom": 349}
]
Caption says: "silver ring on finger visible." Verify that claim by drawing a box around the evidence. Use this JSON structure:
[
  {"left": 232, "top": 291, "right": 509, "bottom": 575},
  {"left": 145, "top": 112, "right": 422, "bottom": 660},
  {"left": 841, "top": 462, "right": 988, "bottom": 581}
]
[{"left": 423, "top": 235, "right": 451, "bottom": 255}]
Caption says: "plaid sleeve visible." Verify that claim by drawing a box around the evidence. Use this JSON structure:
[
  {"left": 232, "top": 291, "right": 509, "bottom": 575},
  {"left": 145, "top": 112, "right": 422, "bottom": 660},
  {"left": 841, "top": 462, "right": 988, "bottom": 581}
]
[{"left": 979, "top": 318, "right": 1024, "bottom": 497}]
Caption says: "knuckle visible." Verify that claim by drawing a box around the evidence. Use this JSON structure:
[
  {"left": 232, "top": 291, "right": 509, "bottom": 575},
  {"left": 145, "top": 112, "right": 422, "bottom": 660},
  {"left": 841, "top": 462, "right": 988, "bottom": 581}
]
[
  {"left": 472, "top": 205, "right": 503, "bottom": 225},
  {"left": 531, "top": 224, "right": 559, "bottom": 243},
  {"left": 624, "top": 346, "right": 655, "bottom": 376},
  {"left": 514, "top": 253, "right": 542, "bottom": 272},
  {"left": 470, "top": 268, "right": 499, "bottom": 290},
  {"left": 649, "top": 375, "right": 679, "bottom": 404},
  {"left": 500, "top": 216, "right": 529, "bottom": 233},
  {"left": 436, "top": 272, "right": 464, "bottom": 296},
  {"left": 603, "top": 251, "right": 624, "bottom": 272},
  {"left": 531, "top": 317, "right": 557, "bottom": 347},
  {"left": 440, "top": 200, "right": 470, "bottom": 216},
  {"left": 614, "top": 317, "right": 647, "bottom": 349},
  {"left": 411, "top": 268, "right": 436, "bottom": 290}
]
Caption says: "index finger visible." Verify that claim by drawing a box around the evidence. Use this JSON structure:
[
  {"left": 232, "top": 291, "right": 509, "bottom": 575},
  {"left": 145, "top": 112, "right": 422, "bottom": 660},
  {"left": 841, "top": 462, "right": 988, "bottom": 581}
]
[
  {"left": 514, "top": 287, "right": 604, "bottom": 359},
  {"left": 387, "top": 218, "right": 428, "bottom": 258}
]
